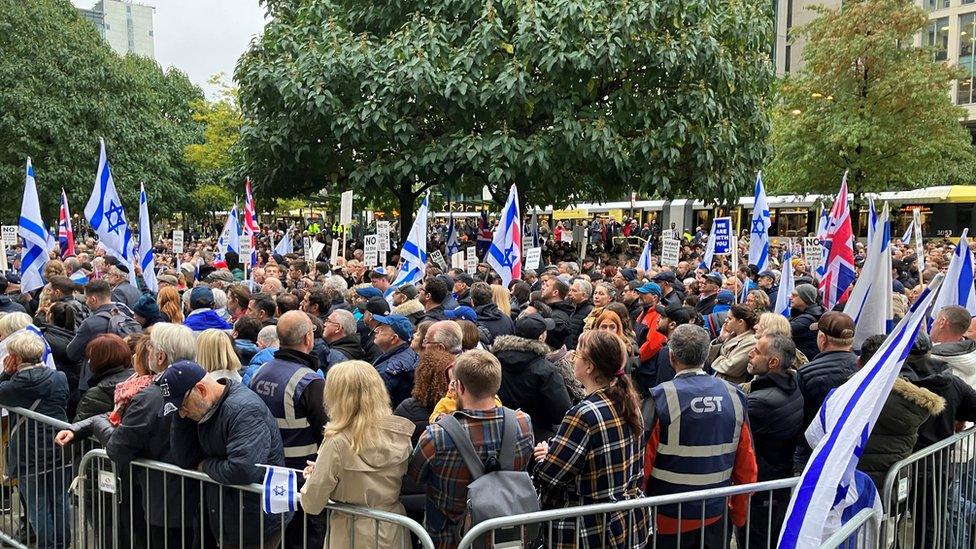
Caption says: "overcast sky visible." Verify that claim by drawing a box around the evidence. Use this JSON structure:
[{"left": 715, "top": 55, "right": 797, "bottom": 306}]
[{"left": 71, "top": 0, "right": 268, "bottom": 97}]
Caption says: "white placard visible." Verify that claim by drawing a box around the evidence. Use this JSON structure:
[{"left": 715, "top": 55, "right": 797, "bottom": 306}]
[
  {"left": 466, "top": 246, "right": 477, "bottom": 263},
  {"left": 803, "top": 237, "right": 821, "bottom": 272},
  {"left": 339, "top": 190, "right": 354, "bottom": 227},
  {"left": 378, "top": 250, "right": 387, "bottom": 267},
  {"left": 466, "top": 257, "right": 477, "bottom": 275},
  {"left": 364, "top": 234, "right": 378, "bottom": 267},
  {"left": 376, "top": 221, "right": 390, "bottom": 252},
  {"left": 311, "top": 241, "right": 325, "bottom": 263},
  {"left": 661, "top": 229, "right": 675, "bottom": 240},
  {"left": 561, "top": 231, "right": 573, "bottom": 244},
  {"left": 330, "top": 237, "right": 340, "bottom": 264},
  {"left": 2, "top": 226, "right": 18, "bottom": 247},
  {"left": 451, "top": 251, "right": 465, "bottom": 269},
  {"left": 172, "top": 230, "right": 184, "bottom": 254},
  {"left": 524, "top": 247, "right": 542, "bottom": 270},
  {"left": 239, "top": 237, "right": 252, "bottom": 257},
  {"left": 661, "top": 238, "right": 680, "bottom": 267},
  {"left": 303, "top": 237, "right": 313, "bottom": 263},
  {"left": 431, "top": 250, "right": 448, "bottom": 270}
]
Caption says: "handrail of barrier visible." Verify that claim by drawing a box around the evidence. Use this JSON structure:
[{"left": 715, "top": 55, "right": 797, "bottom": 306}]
[
  {"left": 457, "top": 476, "right": 799, "bottom": 548},
  {"left": 4, "top": 405, "right": 73, "bottom": 430},
  {"left": 880, "top": 426, "right": 976, "bottom": 505},
  {"left": 817, "top": 508, "right": 881, "bottom": 549},
  {"left": 76, "top": 448, "right": 437, "bottom": 549}
]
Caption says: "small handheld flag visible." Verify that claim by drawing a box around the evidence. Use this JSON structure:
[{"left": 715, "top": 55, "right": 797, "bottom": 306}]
[
  {"left": 261, "top": 465, "right": 298, "bottom": 514},
  {"left": 637, "top": 237, "right": 653, "bottom": 273},
  {"left": 243, "top": 178, "right": 259, "bottom": 267},
  {"left": 392, "top": 193, "right": 429, "bottom": 288},
  {"left": 775, "top": 245, "right": 796, "bottom": 318},
  {"left": 818, "top": 172, "right": 856, "bottom": 309},
  {"left": 217, "top": 204, "right": 241, "bottom": 261},
  {"left": 843, "top": 203, "right": 893, "bottom": 350},
  {"left": 446, "top": 212, "right": 460, "bottom": 257},
  {"left": 931, "top": 228, "right": 976, "bottom": 317},
  {"left": 748, "top": 173, "right": 771, "bottom": 272}
]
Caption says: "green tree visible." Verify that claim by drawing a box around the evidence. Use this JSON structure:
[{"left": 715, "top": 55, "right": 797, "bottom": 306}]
[
  {"left": 766, "top": 0, "right": 975, "bottom": 196},
  {"left": 0, "top": 0, "right": 204, "bottom": 223},
  {"left": 238, "top": 0, "right": 774, "bottom": 234},
  {"left": 190, "top": 183, "right": 234, "bottom": 226},
  {"left": 185, "top": 75, "right": 244, "bottom": 188}
]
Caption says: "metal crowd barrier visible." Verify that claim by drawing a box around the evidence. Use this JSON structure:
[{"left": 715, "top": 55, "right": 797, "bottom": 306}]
[
  {"left": 817, "top": 507, "right": 882, "bottom": 549},
  {"left": 880, "top": 426, "right": 976, "bottom": 549}
]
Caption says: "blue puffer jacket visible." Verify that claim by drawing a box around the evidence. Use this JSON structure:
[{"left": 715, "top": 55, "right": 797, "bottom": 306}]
[
  {"left": 183, "top": 309, "right": 232, "bottom": 332},
  {"left": 241, "top": 347, "right": 277, "bottom": 387},
  {"left": 373, "top": 343, "right": 419, "bottom": 409},
  {"left": 0, "top": 366, "right": 69, "bottom": 475}
]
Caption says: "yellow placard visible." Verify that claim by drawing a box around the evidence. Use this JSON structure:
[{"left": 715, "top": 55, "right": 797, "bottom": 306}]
[{"left": 552, "top": 208, "right": 588, "bottom": 220}]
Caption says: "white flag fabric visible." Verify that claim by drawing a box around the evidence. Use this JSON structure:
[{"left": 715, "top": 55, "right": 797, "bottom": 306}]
[
  {"left": 748, "top": 173, "right": 771, "bottom": 272},
  {"left": 843, "top": 203, "right": 893, "bottom": 350},
  {"left": 261, "top": 465, "right": 298, "bottom": 514},
  {"left": 392, "top": 193, "right": 429, "bottom": 288},
  {"left": 138, "top": 183, "right": 158, "bottom": 294},
  {"left": 273, "top": 225, "right": 295, "bottom": 256},
  {"left": 778, "top": 274, "right": 944, "bottom": 549},
  {"left": 913, "top": 209, "right": 924, "bottom": 271},
  {"left": 900, "top": 220, "right": 914, "bottom": 245},
  {"left": 19, "top": 158, "right": 52, "bottom": 294},
  {"left": 85, "top": 140, "right": 135, "bottom": 269},
  {"left": 700, "top": 231, "right": 716, "bottom": 270},
  {"left": 775, "top": 247, "right": 796, "bottom": 318},
  {"left": 486, "top": 185, "right": 522, "bottom": 287},
  {"left": 637, "top": 237, "right": 653, "bottom": 272},
  {"left": 866, "top": 198, "right": 878, "bottom": 251},
  {"left": 216, "top": 204, "right": 241, "bottom": 262},
  {"left": 931, "top": 228, "right": 976, "bottom": 317}
]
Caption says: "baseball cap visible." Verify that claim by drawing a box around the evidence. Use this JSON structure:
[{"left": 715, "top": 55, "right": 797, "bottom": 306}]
[
  {"left": 758, "top": 271, "right": 776, "bottom": 280},
  {"left": 717, "top": 289, "right": 735, "bottom": 305},
  {"left": 652, "top": 271, "right": 677, "bottom": 284},
  {"left": 703, "top": 272, "right": 723, "bottom": 286},
  {"left": 395, "top": 284, "right": 419, "bottom": 300},
  {"left": 620, "top": 268, "right": 637, "bottom": 282},
  {"left": 373, "top": 314, "right": 413, "bottom": 341},
  {"left": 157, "top": 274, "right": 179, "bottom": 287},
  {"left": 444, "top": 306, "right": 478, "bottom": 322},
  {"left": 355, "top": 286, "right": 383, "bottom": 299},
  {"left": 5, "top": 272, "right": 22, "bottom": 286},
  {"left": 809, "top": 311, "right": 855, "bottom": 339},
  {"left": 357, "top": 296, "right": 391, "bottom": 316},
  {"left": 516, "top": 313, "right": 555, "bottom": 340},
  {"left": 189, "top": 287, "right": 215, "bottom": 309},
  {"left": 156, "top": 361, "right": 207, "bottom": 416},
  {"left": 636, "top": 282, "right": 662, "bottom": 296}
]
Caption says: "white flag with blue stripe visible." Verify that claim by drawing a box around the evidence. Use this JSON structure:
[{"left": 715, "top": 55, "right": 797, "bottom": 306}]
[
  {"left": 637, "top": 237, "right": 653, "bottom": 272},
  {"left": 866, "top": 197, "right": 878, "bottom": 251},
  {"left": 19, "top": 158, "right": 52, "bottom": 294},
  {"left": 85, "top": 140, "right": 136, "bottom": 271},
  {"left": 748, "top": 173, "right": 771, "bottom": 272},
  {"left": 775, "top": 246, "right": 795, "bottom": 318},
  {"left": 843, "top": 203, "right": 893, "bottom": 350},
  {"left": 446, "top": 212, "right": 460, "bottom": 256},
  {"left": 700, "top": 229, "right": 716, "bottom": 270},
  {"left": 778, "top": 273, "right": 944, "bottom": 549},
  {"left": 900, "top": 219, "right": 914, "bottom": 245},
  {"left": 392, "top": 193, "right": 429, "bottom": 288},
  {"left": 261, "top": 465, "right": 298, "bottom": 514},
  {"left": 216, "top": 204, "right": 240, "bottom": 261},
  {"left": 138, "top": 183, "right": 158, "bottom": 294},
  {"left": 486, "top": 185, "right": 522, "bottom": 287},
  {"left": 816, "top": 208, "right": 830, "bottom": 279},
  {"left": 273, "top": 225, "right": 295, "bottom": 256},
  {"left": 931, "top": 228, "right": 976, "bottom": 317}
]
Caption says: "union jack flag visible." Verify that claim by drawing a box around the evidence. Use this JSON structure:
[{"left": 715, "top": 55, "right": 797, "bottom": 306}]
[
  {"left": 818, "top": 172, "right": 856, "bottom": 309},
  {"left": 243, "top": 178, "right": 259, "bottom": 266},
  {"left": 58, "top": 188, "right": 75, "bottom": 259}
]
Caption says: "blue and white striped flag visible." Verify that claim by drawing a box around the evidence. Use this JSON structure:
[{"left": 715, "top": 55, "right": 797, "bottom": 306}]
[
  {"left": 637, "top": 237, "right": 653, "bottom": 272},
  {"left": 748, "top": 172, "right": 771, "bottom": 272},
  {"left": 261, "top": 465, "right": 298, "bottom": 514},
  {"left": 900, "top": 219, "right": 914, "bottom": 245},
  {"left": 19, "top": 158, "right": 52, "bottom": 294},
  {"left": 843, "top": 203, "right": 893, "bottom": 350},
  {"left": 700, "top": 230, "right": 716, "bottom": 271},
  {"left": 486, "top": 185, "right": 522, "bottom": 287},
  {"left": 816, "top": 208, "right": 830, "bottom": 279},
  {"left": 216, "top": 204, "right": 241, "bottom": 262},
  {"left": 392, "top": 193, "right": 429, "bottom": 288},
  {"left": 775, "top": 246, "right": 795, "bottom": 318},
  {"left": 273, "top": 225, "right": 295, "bottom": 256},
  {"left": 138, "top": 183, "right": 157, "bottom": 294},
  {"left": 931, "top": 228, "right": 976, "bottom": 317},
  {"left": 866, "top": 197, "right": 878, "bottom": 251},
  {"left": 85, "top": 140, "right": 136, "bottom": 271},
  {"left": 778, "top": 273, "right": 944, "bottom": 549},
  {"left": 446, "top": 212, "right": 460, "bottom": 256}
]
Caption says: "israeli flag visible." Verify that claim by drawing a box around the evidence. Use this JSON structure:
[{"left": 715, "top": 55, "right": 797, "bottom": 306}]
[
  {"left": 866, "top": 198, "right": 878, "bottom": 251},
  {"left": 778, "top": 274, "right": 944, "bottom": 549},
  {"left": 748, "top": 173, "right": 771, "bottom": 272},
  {"left": 273, "top": 225, "right": 295, "bottom": 256},
  {"left": 700, "top": 230, "right": 715, "bottom": 270},
  {"left": 138, "top": 183, "right": 158, "bottom": 294},
  {"left": 486, "top": 185, "right": 522, "bottom": 287},
  {"left": 900, "top": 219, "right": 914, "bottom": 245},
  {"left": 843, "top": 203, "right": 893, "bottom": 350},
  {"left": 446, "top": 212, "right": 460, "bottom": 256},
  {"left": 775, "top": 247, "right": 795, "bottom": 318},
  {"left": 392, "top": 193, "right": 429, "bottom": 288},
  {"left": 931, "top": 228, "right": 976, "bottom": 317},
  {"left": 216, "top": 204, "right": 241, "bottom": 261},
  {"left": 637, "top": 237, "right": 653, "bottom": 272},
  {"left": 816, "top": 208, "right": 830, "bottom": 279},
  {"left": 261, "top": 465, "right": 298, "bottom": 514},
  {"left": 19, "top": 158, "right": 52, "bottom": 294},
  {"left": 85, "top": 140, "right": 135, "bottom": 268}
]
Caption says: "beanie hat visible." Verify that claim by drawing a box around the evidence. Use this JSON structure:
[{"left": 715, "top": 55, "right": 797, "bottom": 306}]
[
  {"left": 133, "top": 294, "right": 160, "bottom": 319},
  {"left": 795, "top": 283, "right": 818, "bottom": 306}
]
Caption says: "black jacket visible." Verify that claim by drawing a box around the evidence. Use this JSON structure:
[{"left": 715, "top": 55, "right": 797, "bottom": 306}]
[
  {"left": 695, "top": 293, "right": 718, "bottom": 315},
  {"left": 43, "top": 323, "right": 84, "bottom": 394},
  {"left": 325, "top": 333, "right": 365, "bottom": 367},
  {"left": 546, "top": 300, "right": 575, "bottom": 350},
  {"left": 634, "top": 344, "right": 674, "bottom": 398},
  {"left": 420, "top": 305, "right": 448, "bottom": 323},
  {"left": 747, "top": 371, "right": 804, "bottom": 481},
  {"left": 455, "top": 289, "right": 472, "bottom": 308},
  {"left": 74, "top": 366, "right": 132, "bottom": 422},
  {"left": 0, "top": 294, "right": 26, "bottom": 314},
  {"left": 492, "top": 335, "right": 573, "bottom": 441},
  {"left": 474, "top": 303, "right": 515, "bottom": 345},
  {"left": 393, "top": 397, "right": 433, "bottom": 447},
  {"left": 66, "top": 303, "right": 119, "bottom": 363},
  {"left": 566, "top": 300, "right": 593, "bottom": 350},
  {"left": 901, "top": 352, "right": 976, "bottom": 450},
  {"left": 797, "top": 350, "right": 857, "bottom": 430},
  {"left": 790, "top": 304, "right": 825, "bottom": 361}
]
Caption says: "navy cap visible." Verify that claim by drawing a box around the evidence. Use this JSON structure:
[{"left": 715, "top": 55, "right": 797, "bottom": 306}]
[
  {"left": 652, "top": 271, "right": 677, "bottom": 283},
  {"left": 636, "top": 282, "right": 662, "bottom": 296},
  {"left": 357, "top": 296, "right": 391, "bottom": 316},
  {"left": 355, "top": 286, "right": 383, "bottom": 299},
  {"left": 717, "top": 289, "right": 735, "bottom": 305},
  {"left": 758, "top": 271, "right": 776, "bottom": 279},
  {"left": 516, "top": 313, "right": 555, "bottom": 340},
  {"left": 620, "top": 268, "right": 637, "bottom": 282},
  {"left": 703, "top": 272, "right": 723, "bottom": 286},
  {"left": 373, "top": 314, "right": 414, "bottom": 341},
  {"left": 4, "top": 272, "right": 21, "bottom": 285},
  {"left": 444, "top": 306, "right": 478, "bottom": 322},
  {"left": 189, "top": 286, "right": 215, "bottom": 309},
  {"left": 156, "top": 361, "right": 207, "bottom": 416}
]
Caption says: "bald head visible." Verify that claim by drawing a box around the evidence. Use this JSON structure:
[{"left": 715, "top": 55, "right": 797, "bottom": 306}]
[
  {"left": 426, "top": 320, "right": 463, "bottom": 354},
  {"left": 277, "top": 310, "right": 314, "bottom": 354}
]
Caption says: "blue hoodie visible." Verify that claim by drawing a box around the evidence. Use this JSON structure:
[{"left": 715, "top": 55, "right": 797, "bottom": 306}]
[{"left": 184, "top": 309, "right": 232, "bottom": 332}]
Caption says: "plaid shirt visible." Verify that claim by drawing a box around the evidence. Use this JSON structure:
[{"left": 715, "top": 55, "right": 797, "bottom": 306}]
[
  {"left": 408, "top": 407, "right": 533, "bottom": 548},
  {"left": 534, "top": 389, "right": 648, "bottom": 549}
]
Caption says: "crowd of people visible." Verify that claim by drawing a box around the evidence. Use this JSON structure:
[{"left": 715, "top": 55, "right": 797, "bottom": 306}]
[{"left": 0, "top": 219, "right": 974, "bottom": 548}]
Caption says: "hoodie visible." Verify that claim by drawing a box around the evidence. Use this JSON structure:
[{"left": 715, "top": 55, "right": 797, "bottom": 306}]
[
  {"left": 932, "top": 338, "right": 976, "bottom": 387},
  {"left": 183, "top": 309, "right": 232, "bottom": 332},
  {"left": 474, "top": 303, "right": 515, "bottom": 345},
  {"left": 492, "top": 335, "right": 573, "bottom": 440}
]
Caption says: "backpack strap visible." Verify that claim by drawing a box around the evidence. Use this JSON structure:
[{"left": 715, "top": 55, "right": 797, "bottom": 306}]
[
  {"left": 438, "top": 413, "right": 487, "bottom": 481},
  {"left": 497, "top": 407, "right": 519, "bottom": 471}
]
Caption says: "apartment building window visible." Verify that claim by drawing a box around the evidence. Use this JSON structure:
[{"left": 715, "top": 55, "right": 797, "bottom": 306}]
[
  {"left": 925, "top": 0, "right": 950, "bottom": 10},
  {"left": 959, "top": 14, "right": 976, "bottom": 104},
  {"left": 926, "top": 17, "right": 950, "bottom": 61}
]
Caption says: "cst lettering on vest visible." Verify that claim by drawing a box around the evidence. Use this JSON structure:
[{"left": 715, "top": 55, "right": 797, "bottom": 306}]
[
  {"left": 690, "top": 396, "right": 724, "bottom": 413},
  {"left": 254, "top": 380, "right": 278, "bottom": 397}
]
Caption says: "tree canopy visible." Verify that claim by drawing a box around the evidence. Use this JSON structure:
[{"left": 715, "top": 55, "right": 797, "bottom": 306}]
[
  {"left": 0, "top": 0, "right": 204, "bottom": 223},
  {"left": 237, "top": 0, "right": 775, "bottom": 233},
  {"left": 766, "top": 0, "right": 975, "bottom": 195}
]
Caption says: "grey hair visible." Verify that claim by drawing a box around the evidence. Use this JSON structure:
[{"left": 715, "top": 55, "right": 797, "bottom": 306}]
[
  {"left": 567, "top": 262, "right": 580, "bottom": 275},
  {"left": 330, "top": 309, "right": 357, "bottom": 337},
  {"left": 596, "top": 282, "right": 617, "bottom": 300},
  {"left": 212, "top": 288, "right": 228, "bottom": 310},
  {"left": 108, "top": 265, "right": 127, "bottom": 279},
  {"left": 429, "top": 320, "right": 463, "bottom": 353},
  {"left": 572, "top": 279, "right": 593, "bottom": 299},
  {"left": 256, "top": 325, "right": 279, "bottom": 346},
  {"left": 150, "top": 323, "right": 196, "bottom": 368},
  {"left": 324, "top": 275, "right": 348, "bottom": 294},
  {"left": 4, "top": 331, "right": 45, "bottom": 364},
  {"left": 668, "top": 324, "right": 710, "bottom": 369},
  {"left": 764, "top": 334, "right": 796, "bottom": 369}
]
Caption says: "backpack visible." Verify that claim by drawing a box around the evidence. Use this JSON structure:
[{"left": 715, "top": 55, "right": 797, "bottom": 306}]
[
  {"left": 438, "top": 407, "right": 540, "bottom": 536},
  {"left": 96, "top": 308, "right": 143, "bottom": 338}
]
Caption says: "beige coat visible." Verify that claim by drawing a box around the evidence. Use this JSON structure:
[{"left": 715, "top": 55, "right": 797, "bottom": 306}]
[
  {"left": 300, "top": 415, "right": 415, "bottom": 548},
  {"left": 708, "top": 331, "right": 757, "bottom": 385}
]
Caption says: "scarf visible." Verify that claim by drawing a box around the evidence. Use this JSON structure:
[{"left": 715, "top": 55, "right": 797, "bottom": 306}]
[{"left": 108, "top": 372, "right": 156, "bottom": 426}]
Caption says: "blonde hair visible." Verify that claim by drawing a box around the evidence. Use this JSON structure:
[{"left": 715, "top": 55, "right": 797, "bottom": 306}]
[
  {"left": 0, "top": 313, "right": 32, "bottom": 340},
  {"left": 491, "top": 285, "right": 512, "bottom": 317},
  {"left": 757, "top": 312, "right": 791, "bottom": 337},
  {"left": 157, "top": 286, "right": 184, "bottom": 324},
  {"left": 196, "top": 329, "right": 242, "bottom": 374},
  {"left": 324, "top": 360, "right": 391, "bottom": 453},
  {"left": 5, "top": 331, "right": 46, "bottom": 365},
  {"left": 44, "top": 260, "right": 66, "bottom": 279}
]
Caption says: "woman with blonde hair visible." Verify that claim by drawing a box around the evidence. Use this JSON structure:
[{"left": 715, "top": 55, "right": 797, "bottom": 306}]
[
  {"left": 491, "top": 284, "right": 513, "bottom": 317},
  {"left": 195, "top": 329, "right": 242, "bottom": 382},
  {"left": 157, "top": 286, "right": 184, "bottom": 324},
  {"left": 301, "top": 360, "right": 414, "bottom": 548},
  {"left": 756, "top": 312, "right": 809, "bottom": 369},
  {"left": 0, "top": 312, "right": 32, "bottom": 340},
  {"left": 745, "top": 289, "right": 771, "bottom": 313}
]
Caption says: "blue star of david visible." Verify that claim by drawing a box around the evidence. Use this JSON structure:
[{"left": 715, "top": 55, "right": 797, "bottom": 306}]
[
  {"left": 751, "top": 218, "right": 766, "bottom": 238},
  {"left": 502, "top": 244, "right": 517, "bottom": 267},
  {"left": 273, "top": 485, "right": 286, "bottom": 497},
  {"left": 104, "top": 200, "right": 127, "bottom": 235}
]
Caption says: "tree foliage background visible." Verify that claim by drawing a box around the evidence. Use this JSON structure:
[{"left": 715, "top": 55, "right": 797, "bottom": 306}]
[
  {"left": 766, "top": 0, "right": 975, "bottom": 195},
  {"left": 238, "top": 0, "right": 775, "bottom": 233},
  {"left": 0, "top": 0, "right": 204, "bottom": 223}
]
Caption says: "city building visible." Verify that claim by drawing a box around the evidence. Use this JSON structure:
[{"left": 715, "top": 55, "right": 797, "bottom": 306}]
[
  {"left": 77, "top": 0, "right": 155, "bottom": 59},
  {"left": 774, "top": 0, "right": 976, "bottom": 124}
]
